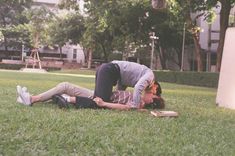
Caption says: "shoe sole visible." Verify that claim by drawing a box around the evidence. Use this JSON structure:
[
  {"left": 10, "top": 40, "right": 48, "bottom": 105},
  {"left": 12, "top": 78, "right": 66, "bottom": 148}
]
[{"left": 52, "top": 95, "right": 69, "bottom": 109}]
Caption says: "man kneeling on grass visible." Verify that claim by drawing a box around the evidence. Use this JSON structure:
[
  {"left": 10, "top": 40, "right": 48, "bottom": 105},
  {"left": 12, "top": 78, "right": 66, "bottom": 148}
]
[{"left": 16, "top": 81, "right": 164, "bottom": 110}]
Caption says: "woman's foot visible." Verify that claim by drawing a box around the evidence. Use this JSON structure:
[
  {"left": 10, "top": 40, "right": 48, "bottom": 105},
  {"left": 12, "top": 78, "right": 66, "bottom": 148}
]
[{"left": 16, "top": 85, "right": 32, "bottom": 106}]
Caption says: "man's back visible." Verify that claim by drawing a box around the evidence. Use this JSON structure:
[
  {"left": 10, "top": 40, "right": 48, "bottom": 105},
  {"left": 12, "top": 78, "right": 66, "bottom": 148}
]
[{"left": 112, "top": 60, "right": 154, "bottom": 87}]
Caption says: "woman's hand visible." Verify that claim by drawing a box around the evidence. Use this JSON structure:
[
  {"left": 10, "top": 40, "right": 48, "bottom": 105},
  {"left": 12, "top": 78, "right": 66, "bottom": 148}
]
[
  {"left": 93, "top": 97, "right": 105, "bottom": 107},
  {"left": 139, "top": 100, "right": 146, "bottom": 109}
]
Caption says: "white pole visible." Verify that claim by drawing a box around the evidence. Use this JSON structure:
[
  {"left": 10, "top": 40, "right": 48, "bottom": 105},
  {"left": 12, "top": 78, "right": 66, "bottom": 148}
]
[
  {"left": 181, "top": 23, "right": 186, "bottom": 71},
  {"left": 207, "top": 24, "right": 212, "bottom": 72},
  {"left": 151, "top": 33, "right": 155, "bottom": 69},
  {"left": 150, "top": 32, "right": 157, "bottom": 69},
  {"left": 21, "top": 44, "right": 24, "bottom": 61}
]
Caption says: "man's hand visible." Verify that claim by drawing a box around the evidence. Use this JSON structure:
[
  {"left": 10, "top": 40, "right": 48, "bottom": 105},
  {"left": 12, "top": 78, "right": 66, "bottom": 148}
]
[{"left": 93, "top": 97, "right": 105, "bottom": 107}]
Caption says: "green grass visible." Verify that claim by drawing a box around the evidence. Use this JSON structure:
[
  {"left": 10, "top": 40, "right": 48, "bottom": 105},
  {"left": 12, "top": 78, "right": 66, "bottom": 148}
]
[
  {"left": 0, "top": 70, "right": 235, "bottom": 155},
  {"left": 52, "top": 69, "right": 96, "bottom": 75}
]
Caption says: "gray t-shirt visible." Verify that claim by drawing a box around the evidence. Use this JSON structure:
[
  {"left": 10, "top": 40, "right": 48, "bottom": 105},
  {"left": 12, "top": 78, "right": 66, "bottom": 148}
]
[{"left": 112, "top": 60, "right": 154, "bottom": 108}]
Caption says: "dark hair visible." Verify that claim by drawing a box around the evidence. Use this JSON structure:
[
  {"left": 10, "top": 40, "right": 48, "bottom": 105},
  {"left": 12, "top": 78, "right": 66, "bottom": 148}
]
[
  {"left": 155, "top": 81, "right": 162, "bottom": 96},
  {"left": 144, "top": 81, "right": 165, "bottom": 109},
  {"left": 144, "top": 97, "right": 165, "bottom": 109}
]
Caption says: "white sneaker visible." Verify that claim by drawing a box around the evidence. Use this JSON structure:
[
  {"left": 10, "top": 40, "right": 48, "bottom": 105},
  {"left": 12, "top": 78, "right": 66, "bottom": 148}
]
[
  {"left": 17, "top": 85, "right": 28, "bottom": 95},
  {"left": 16, "top": 85, "right": 23, "bottom": 103},
  {"left": 16, "top": 85, "right": 22, "bottom": 95},
  {"left": 22, "top": 86, "right": 27, "bottom": 92},
  {"left": 16, "top": 85, "right": 31, "bottom": 106},
  {"left": 17, "top": 96, "right": 23, "bottom": 103}
]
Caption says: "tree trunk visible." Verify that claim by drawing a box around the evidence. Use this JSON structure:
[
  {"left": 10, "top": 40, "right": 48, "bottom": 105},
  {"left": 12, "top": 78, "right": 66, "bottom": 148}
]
[
  {"left": 122, "top": 51, "right": 128, "bottom": 61},
  {"left": 158, "top": 46, "right": 167, "bottom": 69},
  {"left": 34, "top": 32, "right": 39, "bottom": 48},
  {"left": 216, "top": 0, "right": 231, "bottom": 72},
  {"left": 87, "top": 48, "right": 92, "bottom": 69},
  {"left": 3, "top": 37, "right": 8, "bottom": 52},
  {"left": 59, "top": 46, "right": 62, "bottom": 60},
  {"left": 192, "top": 33, "right": 203, "bottom": 71},
  {"left": 2, "top": 16, "right": 8, "bottom": 52},
  {"left": 186, "top": 16, "right": 203, "bottom": 71},
  {"left": 101, "top": 44, "right": 108, "bottom": 62},
  {"left": 176, "top": 48, "right": 182, "bottom": 69}
]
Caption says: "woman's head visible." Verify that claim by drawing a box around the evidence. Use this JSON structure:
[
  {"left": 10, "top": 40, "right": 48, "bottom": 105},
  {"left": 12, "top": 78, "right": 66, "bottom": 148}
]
[
  {"left": 145, "top": 81, "right": 162, "bottom": 95},
  {"left": 142, "top": 91, "right": 154, "bottom": 104},
  {"left": 144, "top": 96, "right": 165, "bottom": 109},
  {"left": 144, "top": 81, "right": 165, "bottom": 109}
]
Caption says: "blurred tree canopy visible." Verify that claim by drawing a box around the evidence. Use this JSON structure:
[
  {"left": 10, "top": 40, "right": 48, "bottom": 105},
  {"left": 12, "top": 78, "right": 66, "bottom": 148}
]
[
  {"left": 1, "top": 0, "right": 234, "bottom": 71},
  {"left": 0, "top": 0, "right": 32, "bottom": 51}
]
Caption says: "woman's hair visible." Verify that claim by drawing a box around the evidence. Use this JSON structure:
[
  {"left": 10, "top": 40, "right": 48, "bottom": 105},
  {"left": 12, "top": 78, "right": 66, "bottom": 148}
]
[
  {"left": 144, "top": 81, "right": 165, "bottom": 109},
  {"left": 145, "top": 81, "right": 162, "bottom": 95},
  {"left": 144, "top": 96, "right": 165, "bottom": 109},
  {"left": 155, "top": 81, "right": 162, "bottom": 96}
]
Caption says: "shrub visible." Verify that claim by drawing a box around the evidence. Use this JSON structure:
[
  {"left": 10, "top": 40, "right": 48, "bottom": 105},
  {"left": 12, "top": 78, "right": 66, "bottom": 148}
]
[
  {"left": 0, "top": 63, "right": 24, "bottom": 70},
  {"left": 154, "top": 70, "right": 219, "bottom": 88},
  {"left": 0, "top": 63, "right": 61, "bottom": 71}
]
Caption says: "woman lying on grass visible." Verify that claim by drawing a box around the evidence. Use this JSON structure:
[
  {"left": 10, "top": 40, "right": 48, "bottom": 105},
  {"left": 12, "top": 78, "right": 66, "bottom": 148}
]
[{"left": 16, "top": 81, "right": 164, "bottom": 110}]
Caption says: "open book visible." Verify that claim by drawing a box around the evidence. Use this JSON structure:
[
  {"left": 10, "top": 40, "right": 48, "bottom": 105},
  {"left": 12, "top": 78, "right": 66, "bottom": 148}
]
[{"left": 150, "top": 110, "right": 179, "bottom": 117}]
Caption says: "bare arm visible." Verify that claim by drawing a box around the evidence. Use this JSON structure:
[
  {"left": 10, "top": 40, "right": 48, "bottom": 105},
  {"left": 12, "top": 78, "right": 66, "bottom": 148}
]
[
  {"left": 103, "top": 102, "right": 148, "bottom": 112},
  {"left": 93, "top": 97, "right": 131, "bottom": 110},
  {"left": 132, "top": 72, "right": 154, "bottom": 107},
  {"left": 93, "top": 97, "right": 146, "bottom": 111},
  {"left": 102, "top": 102, "right": 131, "bottom": 110}
]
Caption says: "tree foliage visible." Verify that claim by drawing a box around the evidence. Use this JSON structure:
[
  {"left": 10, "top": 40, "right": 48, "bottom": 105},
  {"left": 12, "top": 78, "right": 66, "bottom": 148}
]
[
  {"left": 59, "top": 0, "right": 190, "bottom": 67},
  {"left": 24, "top": 6, "right": 54, "bottom": 48},
  {"left": 49, "top": 12, "right": 85, "bottom": 47},
  {"left": 0, "top": 0, "right": 32, "bottom": 50},
  {"left": 2, "top": 0, "right": 233, "bottom": 71}
]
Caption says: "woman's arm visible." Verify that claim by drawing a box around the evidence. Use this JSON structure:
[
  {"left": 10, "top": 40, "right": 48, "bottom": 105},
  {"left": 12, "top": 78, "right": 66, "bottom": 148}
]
[
  {"left": 93, "top": 97, "right": 132, "bottom": 110},
  {"left": 93, "top": 97, "right": 148, "bottom": 111}
]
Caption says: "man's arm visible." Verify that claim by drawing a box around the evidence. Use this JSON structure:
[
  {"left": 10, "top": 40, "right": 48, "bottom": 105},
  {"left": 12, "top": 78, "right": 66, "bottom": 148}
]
[{"left": 132, "top": 71, "right": 154, "bottom": 108}]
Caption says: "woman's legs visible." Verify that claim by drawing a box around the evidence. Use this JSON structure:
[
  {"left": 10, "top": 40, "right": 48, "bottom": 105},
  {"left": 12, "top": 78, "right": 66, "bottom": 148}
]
[
  {"left": 18, "top": 82, "right": 94, "bottom": 105},
  {"left": 37, "top": 82, "right": 93, "bottom": 101}
]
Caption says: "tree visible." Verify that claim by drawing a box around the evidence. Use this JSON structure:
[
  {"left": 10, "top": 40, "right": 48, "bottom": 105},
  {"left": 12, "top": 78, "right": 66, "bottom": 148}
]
[
  {"left": 170, "top": 0, "right": 235, "bottom": 71},
  {"left": 49, "top": 13, "right": 85, "bottom": 59},
  {"left": 82, "top": 0, "right": 151, "bottom": 61},
  {"left": 1, "top": 24, "right": 31, "bottom": 50},
  {"left": 0, "top": 0, "right": 32, "bottom": 51},
  {"left": 167, "top": 0, "right": 208, "bottom": 71},
  {"left": 83, "top": 0, "right": 193, "bottom": 69},
  {"left": 216, "top": 0, "right": 234, "bottom": 71},
  {"left": 145, "top": 7, "right": 190, "bottom": 70},
  {"left": 58, "top": 0, "right": 197, "bottom": 70},
  {"left": 24, "top": 6, "right": 54, "bottom": 48}
]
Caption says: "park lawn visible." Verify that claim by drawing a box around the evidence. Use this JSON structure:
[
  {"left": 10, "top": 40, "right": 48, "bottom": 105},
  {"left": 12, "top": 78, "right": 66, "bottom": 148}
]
[
  {"left": 0, "top": 70, "right": 235, "bottom": 156},
  {"left": 51, "top": 69, "right": 96, "bottom": 75}
]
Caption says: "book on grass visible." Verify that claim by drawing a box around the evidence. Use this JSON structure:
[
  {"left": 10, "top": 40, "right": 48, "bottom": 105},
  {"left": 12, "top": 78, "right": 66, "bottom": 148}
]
[{"left": 150, "top": 110, "right": 179, "bottom": 117}]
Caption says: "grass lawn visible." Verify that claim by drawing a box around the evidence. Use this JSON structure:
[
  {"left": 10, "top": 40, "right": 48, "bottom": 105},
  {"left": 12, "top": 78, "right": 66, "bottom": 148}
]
[
  {"left": 52, "top": 69, "right": 96, "bottom": 75},
  {"left": 0, "top": 70, "right": 235, "bottom": 156}
]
